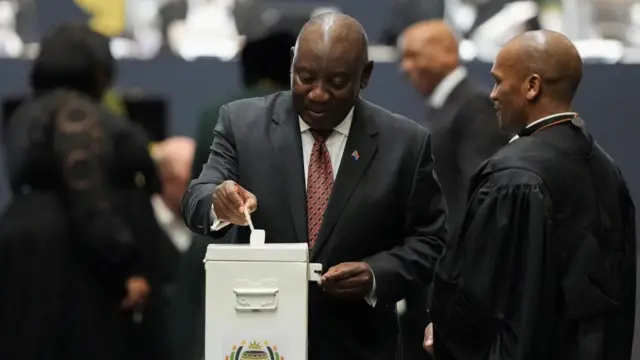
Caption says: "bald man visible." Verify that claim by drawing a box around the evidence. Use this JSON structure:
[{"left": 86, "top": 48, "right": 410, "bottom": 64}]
[
  {"left": 183, "top": 13, "right": 448, "bottom": 360},
  {"left": 400, "top": 20, "right": 507, "bottom": 237},
  {"left": 429, "top": 30, "right": 636, "bottom": 360}
]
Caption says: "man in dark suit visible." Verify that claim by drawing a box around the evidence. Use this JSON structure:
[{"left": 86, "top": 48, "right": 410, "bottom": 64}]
[
  {"left": 398, "top": 20, "right": 508, "bottom": 360},
  {"left": 182, "top": 13, "right": 448, "bottom": 360},
  {"left": 400, "top": 19, "right": 507, "bottom": 231}
]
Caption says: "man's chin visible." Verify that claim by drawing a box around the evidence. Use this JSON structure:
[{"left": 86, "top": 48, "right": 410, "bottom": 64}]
[{"left": 301, "top": 112, "right": 335, "bottom": 130}]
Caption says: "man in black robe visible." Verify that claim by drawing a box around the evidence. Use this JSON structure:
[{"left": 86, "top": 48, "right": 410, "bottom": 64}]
[{"left": 428, "top": 30, "right": 636, "bottom": 360}]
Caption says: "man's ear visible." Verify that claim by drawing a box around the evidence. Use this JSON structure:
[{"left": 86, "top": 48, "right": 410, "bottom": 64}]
[
  {"left": 360, "top": 61, "right": 374, "bottom": 89},
  {"left": 526, "top": 74, "right": 541, "bottom": 100}
]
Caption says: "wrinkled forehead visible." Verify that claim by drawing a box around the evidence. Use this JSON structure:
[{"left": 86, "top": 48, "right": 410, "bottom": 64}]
[{"left": 295, "top": 31, "right": 363, "bottom": 71}]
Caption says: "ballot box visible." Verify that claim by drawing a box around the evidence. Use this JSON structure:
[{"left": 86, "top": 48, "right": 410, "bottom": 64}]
[{"left": 204, "top": 242, "right": 322, "bottom": 360}]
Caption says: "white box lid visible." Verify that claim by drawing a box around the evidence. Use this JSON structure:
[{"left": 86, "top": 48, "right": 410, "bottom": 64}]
[{"left": 204, "top": 243, "right": 309, "bottom": 262}]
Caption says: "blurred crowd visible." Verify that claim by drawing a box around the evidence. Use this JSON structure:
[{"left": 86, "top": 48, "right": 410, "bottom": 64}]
[{"left": 1, "top": 0, "right": 640, "bottom": 61}]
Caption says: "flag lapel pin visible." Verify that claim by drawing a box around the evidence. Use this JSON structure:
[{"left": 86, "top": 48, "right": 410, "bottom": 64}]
[{"left": 351, "top": 150, "right": 360, "bottom": 161}]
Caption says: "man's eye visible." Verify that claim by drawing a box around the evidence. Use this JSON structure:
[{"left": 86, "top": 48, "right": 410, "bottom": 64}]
[
  {"left": 332, "top": 78, "right": 347, "bottom": 87},
  {"left": 298, "top": 73, "right": 314, "bottom": 83}
]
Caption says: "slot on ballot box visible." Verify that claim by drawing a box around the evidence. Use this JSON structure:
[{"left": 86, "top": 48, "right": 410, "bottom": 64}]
[{"left": 204, "top": 241, "right": 322, "bottom": 360}]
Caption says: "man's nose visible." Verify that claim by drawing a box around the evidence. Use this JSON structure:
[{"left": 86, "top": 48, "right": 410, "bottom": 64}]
[
  {"left": 307, "top": 84, "right": 330, "bottom": 103},
  {"left": 489, "top": 87, "right": 498, "bottom": 102}
]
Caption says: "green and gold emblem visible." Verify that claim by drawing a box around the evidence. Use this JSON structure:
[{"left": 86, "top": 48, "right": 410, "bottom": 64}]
[{"left": 225, "top": 340, "right": 283, "bottom": 360}]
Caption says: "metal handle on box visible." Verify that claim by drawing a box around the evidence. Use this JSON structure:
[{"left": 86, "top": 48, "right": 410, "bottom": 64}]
[{"left": 233, "top": 288, "right": 279, "bottom": 312}]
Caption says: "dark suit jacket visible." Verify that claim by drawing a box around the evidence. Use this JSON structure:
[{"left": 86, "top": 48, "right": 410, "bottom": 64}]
[
  {"left": 423, "top": 77, "right": 508, "bottom": 231},
  {"left": 191, "top": 85, "right": 285, "bottom": 180},
  {"left": 182, "top": 91, "right": 448, "bottom": 360}
]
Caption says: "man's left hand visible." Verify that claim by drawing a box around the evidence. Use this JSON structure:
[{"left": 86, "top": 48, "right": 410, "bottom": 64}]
[
  {"left": 121, "top": 276, "right": 151, "bottom": 310},
  {"left": 319, "top": 262, "right": 373, "bottom": 299}
]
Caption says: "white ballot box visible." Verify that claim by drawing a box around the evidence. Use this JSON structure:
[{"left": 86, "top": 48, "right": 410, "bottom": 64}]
[{"left": 204, "top": 242, "right": 322, "bottom": 360}]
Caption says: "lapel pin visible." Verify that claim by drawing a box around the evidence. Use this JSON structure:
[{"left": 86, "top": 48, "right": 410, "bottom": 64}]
[{"left": 351, "top": 150, "right": 360, "bottom": 161}]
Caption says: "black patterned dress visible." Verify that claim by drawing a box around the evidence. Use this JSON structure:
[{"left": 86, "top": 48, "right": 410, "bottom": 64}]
[{"left": 0, "top": 91, "right": 139, "bottom": 360}]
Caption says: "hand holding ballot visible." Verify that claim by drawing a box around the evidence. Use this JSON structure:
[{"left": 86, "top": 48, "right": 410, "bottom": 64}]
[
  {"left": 319, "top": 262, "right": 373, "bottom": 300},
  {"left": 212, "top": 180, "right": 257, "bottom": 225}
]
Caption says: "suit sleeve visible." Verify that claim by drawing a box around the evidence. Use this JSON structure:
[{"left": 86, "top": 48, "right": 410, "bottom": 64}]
[
  {"left": 182, "top": 104, "right": 238, "bottom": 237},
  {"left": 364, "top": 131, "right": 448, "bottom": 305}
]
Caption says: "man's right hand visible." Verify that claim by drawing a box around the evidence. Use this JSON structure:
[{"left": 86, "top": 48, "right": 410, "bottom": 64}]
[
  {"left": 424, "top": 322, "right": 434, "bottom": 354},
  {"left": 212, "top": 180, "right": 258, "bottom": 225}
]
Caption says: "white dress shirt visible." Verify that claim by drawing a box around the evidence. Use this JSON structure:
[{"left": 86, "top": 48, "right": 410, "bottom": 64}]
[
  {"left": 509, "top": 112, "right": 577, "bottom": 143},
  {"left": 152, "top": 195, "right": 192, "bottom": 253},
  {"left": 428, "top": 66, "right": 468, "bottom": 109},
  {"left": 209, "top": 108, "right": 378, "bottom": 306}
]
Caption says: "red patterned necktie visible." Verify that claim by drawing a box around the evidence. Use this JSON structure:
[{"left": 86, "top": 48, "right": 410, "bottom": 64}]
[{"left": 306, "top": 130, "right": 334, "bottom": 248}]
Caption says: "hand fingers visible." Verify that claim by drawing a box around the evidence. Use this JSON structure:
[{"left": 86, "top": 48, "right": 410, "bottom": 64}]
[
  {"left": 244, "top": 194, "right": 258, "bottom": 213},
  {"left": 215, "top": 182, "right": 248, "bottom": 224},
  {"left": 423, "top": 324, "right": 434, "bottom": 353},
  {"left": 321, "top": 263, "right": 360, "bottom": 282},
  {"left": 216, "top": 196, "right": 246, "bottom": 224},
  {"left": 237, "top": 185, "right": 258, "bottom": 213},
  {"left": 323, "top": 274, "right": 364, "bottom": 290},
  {"left": 227, "top": 184, "right": 246, "bottom": 213}
]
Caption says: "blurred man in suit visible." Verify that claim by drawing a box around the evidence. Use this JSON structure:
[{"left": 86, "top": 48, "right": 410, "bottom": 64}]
[
  {"left": 183, "top": 12, "right": 448, "bottom": 360},
  {"left": 400, "top": 19, "right": 507, "bottom": 232},
  {"left": 398, "top": 20, "right": 507, "bottom": 360},
  {"left": 0, "top": 131, "right": 9, "bottom": 215},
  {"left": 145, "top": 137, "right": 195, "bottom": 360}
]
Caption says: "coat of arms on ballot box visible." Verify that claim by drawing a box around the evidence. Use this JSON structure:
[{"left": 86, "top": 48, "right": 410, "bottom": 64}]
[{"left": 225, "top": 340, "right": 284, "bottom": 360}]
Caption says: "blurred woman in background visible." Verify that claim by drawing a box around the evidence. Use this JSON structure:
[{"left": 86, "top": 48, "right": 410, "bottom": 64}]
[
  {"left": 0, "top": 24, "right": 164, "bottom": 360},
  {"left": 0, "top": 90, "right": 138, "bottom": 360}
]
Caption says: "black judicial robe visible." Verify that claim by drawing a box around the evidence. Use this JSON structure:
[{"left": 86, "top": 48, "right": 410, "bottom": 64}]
[{"left": 431, "top": 118, "right": 636, "bottom": 360}]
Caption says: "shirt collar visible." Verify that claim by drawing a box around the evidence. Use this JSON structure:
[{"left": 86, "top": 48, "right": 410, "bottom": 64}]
[
  {"left": 428, "top": 67, "right": 468, "bottom": 109},
  {"left": 509, "top": 112, "right": 577, "bottom": 143},
  {"left": 298, "top": 107, "right": 354, "bottom": 136},
  {"left": 151, "top": 194, "right": 177, "bottom": 226}
]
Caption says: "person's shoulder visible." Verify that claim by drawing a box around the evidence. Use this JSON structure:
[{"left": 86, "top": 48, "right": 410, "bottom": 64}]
[
  {"left": 477, "top": 137, "right": 556, "bottom": 183},
  {"left": 223, "top": 90, "right": 288, "bottom": 118},
  {"left": 360, "top": 98, "right": 429, "bottom": 138}
]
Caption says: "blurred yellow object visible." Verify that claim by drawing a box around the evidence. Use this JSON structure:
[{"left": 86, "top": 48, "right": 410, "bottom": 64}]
[
  {"left": 102, "top": 90, "right": 127, "bottom": 116},
  {"left": 74, "top": 0, "right": 126, "bottom": 37},
  {"left": 148, "top": 142, "right": 159, "bottom": 156}
]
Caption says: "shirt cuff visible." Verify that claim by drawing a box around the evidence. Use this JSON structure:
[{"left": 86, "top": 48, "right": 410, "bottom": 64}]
[
  {"left": 210, "top": 204, "right": 231, "bottom": 231},
  {"left": 364, "top": 265, "right": 377, "bottom": 307}
]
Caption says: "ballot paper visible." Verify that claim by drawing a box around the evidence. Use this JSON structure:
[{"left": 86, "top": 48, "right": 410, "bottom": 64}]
[{"left": 244, "top": 208, "right": 266, "bottom": 246}]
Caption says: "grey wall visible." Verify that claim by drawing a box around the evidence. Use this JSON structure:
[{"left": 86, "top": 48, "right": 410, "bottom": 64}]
[{"left": 1, "top": 58, "right": 639, "bottom": 355}]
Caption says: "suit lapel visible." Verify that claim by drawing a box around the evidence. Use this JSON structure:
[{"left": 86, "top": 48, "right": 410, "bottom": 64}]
[
  {"left": 310, "top": 99, "right": 379, "bottom": 260},
  {"left": 269, "top": 92, "right": 308, "bottom": 243}
]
